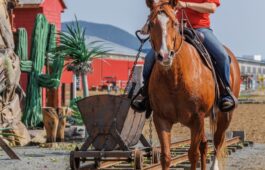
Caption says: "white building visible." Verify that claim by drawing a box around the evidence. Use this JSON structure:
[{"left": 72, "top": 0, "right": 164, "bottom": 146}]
[{"left": 237, "top": 55, "right": 265, "bottom": 90}]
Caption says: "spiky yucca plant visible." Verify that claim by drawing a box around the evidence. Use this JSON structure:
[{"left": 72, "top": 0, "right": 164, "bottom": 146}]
[
  {"left": 0, "top": 127, "right": 23, "bottom": 145},
  {"left": 53, "top": 17, "right": 109, "bottom": 97}
]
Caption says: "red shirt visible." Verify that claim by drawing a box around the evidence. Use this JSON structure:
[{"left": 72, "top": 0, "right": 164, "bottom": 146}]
[{"left": 177, "top": 0, "right": 220, "bottom": 28}]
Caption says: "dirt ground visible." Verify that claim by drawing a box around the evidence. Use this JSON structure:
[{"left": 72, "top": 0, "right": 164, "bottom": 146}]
[
  {"left": 229, "top": 104, "right": 265, "bottom": 143},
  {"left": 143, "top": 104, "right": 265, "bottom": 145}
]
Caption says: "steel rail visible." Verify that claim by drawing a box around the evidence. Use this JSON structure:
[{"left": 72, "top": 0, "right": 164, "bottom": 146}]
[
  {"left": 143, "top": 137, "right": 241, "bottom": 170},
  {"left": 98, "top": 139, "right": 191, "bottom": 169},
  {"left": 83, "top": 137, "right": 240, "bottom": 170}
]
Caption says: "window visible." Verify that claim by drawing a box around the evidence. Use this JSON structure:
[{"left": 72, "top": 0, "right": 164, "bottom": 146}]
[
  {"left": 253, "top": 67, "right": 257, "bottom": 74},
  {"left": 258, "top": 68, "right": 262, "bottom": 74},
  {"left": 241, "top": 66, "right": 246, "bottom": 73},
  {"left": 247, "top": 66, "right": 251, "bottom": 73}
]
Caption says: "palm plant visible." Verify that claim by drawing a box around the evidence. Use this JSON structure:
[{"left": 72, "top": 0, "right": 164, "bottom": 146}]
[
  {"left": 0, "top": 127, "right": 22, "bottom": 145},
  {"left": 53, "top": 17, "right": 109, "bottom": 97}
]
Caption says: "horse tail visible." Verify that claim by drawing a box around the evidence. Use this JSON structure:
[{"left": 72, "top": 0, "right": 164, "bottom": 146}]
[
  {"left": 209, "top": 106, "right": 218, "bottom": 138},
  {"left": 210, "top": 108, "right": 234, "bottom": 169}
]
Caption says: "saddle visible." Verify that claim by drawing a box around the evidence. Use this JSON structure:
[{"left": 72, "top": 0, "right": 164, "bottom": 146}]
[{"left": 183, "top": 27, "right": 214, "bottom": 70}]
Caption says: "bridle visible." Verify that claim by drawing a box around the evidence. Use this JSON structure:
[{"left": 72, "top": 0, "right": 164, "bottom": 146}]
[{"left": 147, "top": 1, "right": 184, "bottom": 58}]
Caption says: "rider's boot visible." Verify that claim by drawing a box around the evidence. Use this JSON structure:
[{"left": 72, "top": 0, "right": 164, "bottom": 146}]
[
  {"left": 131, "top": 81, "right": 152, "bottom": 118},
  {"left": 219, "top": 86, "right": 238, "bottom": 112}
]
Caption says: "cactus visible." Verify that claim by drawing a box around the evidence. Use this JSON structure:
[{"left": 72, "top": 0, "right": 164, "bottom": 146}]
[
  {"left": 15, "top": 28, "right": 28, "bottom": 61},
  {"left": 16, "top": 14, "right": 64, "bottom": 127},
  {"left": 16, "top": 28, "right": 33, "bottom": 72}
]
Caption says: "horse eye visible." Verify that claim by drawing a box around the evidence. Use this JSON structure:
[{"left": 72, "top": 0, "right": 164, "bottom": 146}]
[{"left": 149, "top": 22, "right": 154, "bottom": 28}]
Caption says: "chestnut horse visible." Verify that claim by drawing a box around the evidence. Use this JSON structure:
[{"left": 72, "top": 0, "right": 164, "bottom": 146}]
[{"left": 145, "top": 0, "right": 240, "bottom": 169}]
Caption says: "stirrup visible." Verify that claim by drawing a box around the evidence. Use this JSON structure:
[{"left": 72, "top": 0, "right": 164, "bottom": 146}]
[{"left": 131, "top": 98, "right": 147, "bottom": 113}]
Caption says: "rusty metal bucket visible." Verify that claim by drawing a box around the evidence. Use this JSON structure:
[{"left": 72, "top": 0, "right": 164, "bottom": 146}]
[{"left": 77, "top": 95, "right": 146, "bottom": 151}]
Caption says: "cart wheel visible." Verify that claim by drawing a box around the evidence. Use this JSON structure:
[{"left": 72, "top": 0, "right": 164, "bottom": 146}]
[
  {"left": 70, "top": 149, "right": 80, "bottom": 170},
  {"left": 134, "top": 149, "right": 143, "bottom": 170},
  {"left": 152, "top": 148, "right": 160, "bottom": 164},
  {"left": 95, "top": 159, "right": 101, "bottom": 168}
]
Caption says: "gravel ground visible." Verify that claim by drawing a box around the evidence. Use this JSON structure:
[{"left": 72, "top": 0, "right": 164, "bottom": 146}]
[
  {"left": 0, "top": 144, "right": 265, "bottom": 170},
  {"left": 225, "top": 144, "right": 265, "bottom": 170},
  {"left": 0, "top": 147, "right": 70, "bottom": 170}
]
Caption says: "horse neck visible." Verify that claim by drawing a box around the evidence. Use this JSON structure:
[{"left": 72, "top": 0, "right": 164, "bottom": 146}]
[{"left": 169, "top": 33, "right": 184, "bottom": 72}]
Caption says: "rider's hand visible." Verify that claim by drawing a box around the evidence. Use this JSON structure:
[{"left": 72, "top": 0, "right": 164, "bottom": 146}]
[
  {"left": 176, "top": 1, "right": 188, "bottom": 9},
  {"left": 140, "top": 22, "right": 149, "bottom": 35}
]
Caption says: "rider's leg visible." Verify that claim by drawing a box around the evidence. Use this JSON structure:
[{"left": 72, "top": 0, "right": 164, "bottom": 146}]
[
  {"left": 196, "top": 28, "right": 236, "bottom": 112},
  {"left": 143, "top": 50, "right": 156, "bottom": 84},
  {"left": 131, "top": 49, "right": 155, "bottom": 117}
]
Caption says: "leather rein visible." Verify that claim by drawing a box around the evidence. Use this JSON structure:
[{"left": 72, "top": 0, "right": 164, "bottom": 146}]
[{"left": 148, "top": 1, "right": 184, "bottom": 57}]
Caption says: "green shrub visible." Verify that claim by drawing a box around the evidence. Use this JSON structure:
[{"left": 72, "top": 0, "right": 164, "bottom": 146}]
[{"left": 68, "top": 97, "right": 84, "bottom": 125}]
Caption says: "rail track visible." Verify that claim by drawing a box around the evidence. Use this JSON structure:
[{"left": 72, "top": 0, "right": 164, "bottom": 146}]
[{"left": 78, "top": 136, "right": 253, "bottom": 170}]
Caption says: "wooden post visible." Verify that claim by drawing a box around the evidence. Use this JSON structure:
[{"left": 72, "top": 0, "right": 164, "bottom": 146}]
[{"left": 0, "top": 137, "right": 19, "bottom": 160}]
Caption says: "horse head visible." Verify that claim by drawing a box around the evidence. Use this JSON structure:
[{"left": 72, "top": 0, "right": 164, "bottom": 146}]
[
  {"left": 7, "top": 0, "right": 18, "bottom": 9},
  {"left": 146, "top": 0, "right": 182, "bottom": 68}
]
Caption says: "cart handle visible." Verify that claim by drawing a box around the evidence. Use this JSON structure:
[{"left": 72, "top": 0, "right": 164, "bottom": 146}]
[{"left": 135, "top": 30, "right": 149, "bottom": 44}]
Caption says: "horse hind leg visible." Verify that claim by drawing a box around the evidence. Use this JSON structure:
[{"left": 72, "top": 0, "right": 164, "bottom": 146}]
[
  {"left": 153, "top": 114, "right": 173, "bottom": 170},
  {"left": 211, "top": 112, "right": 232, "bottom": 170}
]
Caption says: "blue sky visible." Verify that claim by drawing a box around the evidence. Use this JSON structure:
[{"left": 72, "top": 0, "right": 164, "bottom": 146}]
[{"left": 62, "top": 0, "right": 265, "bottom": 58}]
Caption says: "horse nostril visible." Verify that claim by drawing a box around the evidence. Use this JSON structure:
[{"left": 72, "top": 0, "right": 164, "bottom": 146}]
[
  {"left": 157, "top": 54, "right": 163, "bottom": 61},
  {"left": 170, "top": 51, "right": 175, "bottom": 57}
]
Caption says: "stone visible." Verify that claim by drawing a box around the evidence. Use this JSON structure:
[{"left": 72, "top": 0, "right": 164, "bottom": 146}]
[
  {"left": 30, "top": 130, "right": 46, "bottom": 144},
  {"left": 65, "top": 125, "right": 86, "bottom": 140}
]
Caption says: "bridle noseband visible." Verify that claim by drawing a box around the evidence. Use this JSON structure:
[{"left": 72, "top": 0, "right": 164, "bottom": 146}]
[{"left": 147, "top": 1, "right": 184, "bottom": 58}]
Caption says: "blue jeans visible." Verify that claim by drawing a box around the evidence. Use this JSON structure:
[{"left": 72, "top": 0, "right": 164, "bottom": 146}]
[{"left": 142, "top": 28, "right": 231, "bottom": 87}]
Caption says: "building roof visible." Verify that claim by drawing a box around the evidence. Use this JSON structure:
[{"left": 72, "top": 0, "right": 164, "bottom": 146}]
[
  {"left": 85, "top": 36, "right": 146, "bottom": 58},
  {"left": 17, "top": 0, "right": 67, "bottom": 8},
  {"left": 237, "top": 57, "right": 265, "bottom": 65},
  {"left": 18, "top": 0, "right": 43, "bottom": 4}
]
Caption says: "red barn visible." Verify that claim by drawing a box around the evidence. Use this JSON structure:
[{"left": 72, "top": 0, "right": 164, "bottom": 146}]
[{"left": 13, "top": 0, "right": 145, "bottom": 106}]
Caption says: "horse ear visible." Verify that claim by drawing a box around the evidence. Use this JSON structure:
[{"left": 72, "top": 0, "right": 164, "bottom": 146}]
[
  {"left": 170, "top": 0, "right": 178, "bottom": 7},
  {"left": 146, "top": 0, "right": 153, "bottom": 8}
]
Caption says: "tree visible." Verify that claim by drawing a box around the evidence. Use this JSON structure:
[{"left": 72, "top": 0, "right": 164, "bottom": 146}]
[{"left": 54, "top": 18, "right": 109, "bottom": 97}]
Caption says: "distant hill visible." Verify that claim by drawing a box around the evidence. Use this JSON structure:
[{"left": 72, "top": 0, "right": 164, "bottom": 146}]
[{"left": 62, "top": 21, "right": 151, "bottom": 52}]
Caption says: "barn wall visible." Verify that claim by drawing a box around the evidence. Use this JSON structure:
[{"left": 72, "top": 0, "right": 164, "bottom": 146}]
[
  {"left": 42, "top": 0, "right": 64, "bottom": 31},
  {"left": 60, "top": 58, "right": 144, "bottom": 89},
  {"left": 88, "top": 58, "right": 144, "bottom": 88}
]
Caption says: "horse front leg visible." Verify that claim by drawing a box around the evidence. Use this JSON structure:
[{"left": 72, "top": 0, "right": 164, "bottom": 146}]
[
  {"left": 153, "top": 113, "right": 173, "bottom": 170},
  {"left": 199, "top": 131, "right": 208, "bottom": 170},
  {"left": 189, "top": 113, "right": 205, "bottom": 170}
]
